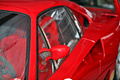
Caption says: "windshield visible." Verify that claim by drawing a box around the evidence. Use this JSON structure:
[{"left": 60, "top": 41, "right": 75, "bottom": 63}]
[
  {"left": 70, "top": 0, "right": 115, "bottom": 10},
  {"left": 0, "top": 10, "right": 30, "bottom": 80}
]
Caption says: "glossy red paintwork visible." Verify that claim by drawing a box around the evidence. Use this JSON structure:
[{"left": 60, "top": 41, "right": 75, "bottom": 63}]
[
  {"left": 0, "top": 0, "right": 120, "bottom": 80},
  {"left": 39, "top": 45, "right": 70, "bottom": 61}
]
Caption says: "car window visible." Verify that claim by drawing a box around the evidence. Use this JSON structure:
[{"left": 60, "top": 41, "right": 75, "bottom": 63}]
[
  {"left": 38, "top": 7, "right": 83, "bottom": 50},
  {"left": 37, "top": 7, "right": 83, "bottom": 80},
  {"left": 0, "top": 10, "right": 30, "bottom": 80},
  {"left": 70, "top": 0, "right": 115, "bottom": 10},
  {"left": 37, "top": 28, "right": 53, "bottom": 80}
]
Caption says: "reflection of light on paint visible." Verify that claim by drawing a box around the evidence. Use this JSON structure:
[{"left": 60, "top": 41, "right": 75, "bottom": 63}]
[
  {"left": 83, "top": 38, "right": 95, "bottom": 43},
  {"left": 64, "top": 78, "right": 72, "bottom": 80},
  {"left": 115, "top": 21, "right": 120, "bottom": 31},
  {"left": 119, "top": 21, "right": 120, "bottom": 26},
  {"left": 101, "top": 33, "right": 114, "bottom": 40},
  {"left": 80, "top": 6, "right": 93, "bottom": 18}
]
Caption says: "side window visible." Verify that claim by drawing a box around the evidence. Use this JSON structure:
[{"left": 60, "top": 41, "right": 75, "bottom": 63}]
[
  {"left": 38, "top": 7, "right": 83, "bottom": 52},
  {"left": 0, "top": 10, "right": 30, "bottom": 80},
  {"left": 37, "top": 7, "right": 84, "bottom": 80},
  {"left": 37, "top": 28, "right": 53, "bottom": 80}
]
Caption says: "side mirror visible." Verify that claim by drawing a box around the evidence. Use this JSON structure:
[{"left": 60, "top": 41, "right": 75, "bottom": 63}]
[{"left": 39, "top": 45, "right": 70, "bottom": 61}]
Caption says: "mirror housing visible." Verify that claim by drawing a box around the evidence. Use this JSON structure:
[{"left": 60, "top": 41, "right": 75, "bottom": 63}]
[{"left": 39, "top": 45, "right": 70, "bottom": 61}]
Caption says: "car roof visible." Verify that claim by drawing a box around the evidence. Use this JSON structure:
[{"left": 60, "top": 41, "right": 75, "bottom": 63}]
[
  {"left": 0, "top": 0, "right": 93, "bottom": 22},
  {"left": 0, "top": 0, "right": 69, "bottom": 15}
]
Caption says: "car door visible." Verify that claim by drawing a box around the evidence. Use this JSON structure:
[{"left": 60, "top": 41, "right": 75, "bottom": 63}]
[
  {"left": 38, "top": 7, "right": 83, "bottom": 68},
  {"left": 37, "top": 6, "right": 102, "bottom": 80},
  {"left": 37, "top": 7, "right": 84, "bottom": 80}
]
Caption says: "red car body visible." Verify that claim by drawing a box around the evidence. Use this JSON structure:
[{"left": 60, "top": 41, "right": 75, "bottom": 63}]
[{"left": 0, "top": 0, "right": 120, "bottom": 80}]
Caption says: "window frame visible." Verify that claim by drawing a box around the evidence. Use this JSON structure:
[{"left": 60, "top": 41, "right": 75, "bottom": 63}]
[{"left": 36, "top": 6, "right": 83, "bottom": 80}]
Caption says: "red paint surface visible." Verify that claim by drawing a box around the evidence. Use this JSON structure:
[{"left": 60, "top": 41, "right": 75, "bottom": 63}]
[{"left": 0, "top": 0, "right": 120, "bottom": 80}]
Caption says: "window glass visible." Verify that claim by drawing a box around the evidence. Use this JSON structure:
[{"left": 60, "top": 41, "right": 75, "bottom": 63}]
[
  {"left": 38, "top": 7, "right": 83, "bottom": 50},
  {"left": 0, "top": 10, "right": 30, "bottom": 80},
  {"left": 37, "top": 7, "right": 83, "bottom": 80},
  {"left": 38, "top": 28, "right": 53, "bottom": 80}
]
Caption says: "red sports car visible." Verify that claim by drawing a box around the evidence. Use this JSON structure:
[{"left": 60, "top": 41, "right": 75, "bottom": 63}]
[{"left": 0, "top": 0, "right": 120, "bottom": 80}]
